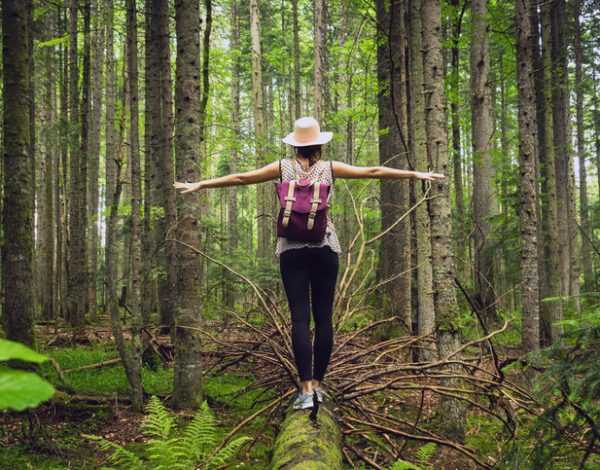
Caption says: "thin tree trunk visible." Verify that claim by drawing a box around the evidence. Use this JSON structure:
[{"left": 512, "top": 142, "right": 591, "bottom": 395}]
[
  {"left": 470, "top": 0, "right": 497, "bottom": 324},
  {"left": 105, "top": 0, "right": 117, "bottom": 316},
  {"left": 449, "top": 0, "right": 467, "bottom": 286},
  {"left": 292, "top": 0, "right": 301, "bottom": 119},
  {"left": 421, "top": 0, "right": 466, "bottom": 443},
  {"left": 516, "top": 0, "right": 541, "bottom": 357},
  {"left": 155, "top": 0, "right": 176, "bottom": 334},
  {"left": 573, "top": 0, "right": 591, "bottom": 295},
  {"left": 67, "top": 0, "right": 88, "bottom": 339},
  {"left": 144, "top": 0, "right": 160, "bottom": 326},
  {"left": 539, "top": 1, "right": 563, "bottom": 345},
  {"left": 409, "top": 0, "right": 436, "bottom": 361},
  {"left": 2, "top": 0, "right": 36, "bottom": 347},
  {"left": 314, "top": 0, "right": 325, "bottom": 122},
  {"left": 125, "top": 0, "right": 144, "bottom": 413},
  {"left": 173, "top": 0, "right": 205, "bottom": 410},
  {"left": 550, "top": 1, "right": 580, "bottom": 312},
  {"left": 225, "top": 0, "right": 240, "bottom": 309},
  {"left": 250, "top": 0, "right": 270, "bottom": 265},
  {"left": 88, "top": 0, "right": 104, "bottom": 322}
]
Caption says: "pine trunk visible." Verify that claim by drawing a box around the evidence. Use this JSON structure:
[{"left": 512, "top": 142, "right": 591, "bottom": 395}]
[
  {"left": 409, "top": 0, "right": 436, "bottom": 361},
  {"left": 421, "top": 0, "right": 466, "bottom": 443},
  {"left": 540, "top": 1, "right": 563, "bottom": 345},
  {"left": 2, "top": 0, "right": 36, "bottom": 347},
  {"left": 574, "top": 0, "right": 592, "bottom": 294},
  {"left": 470, "top": 0, "right": 497, "bottom": 324},
  {"left": 249, "top": 0, "right": 270, "bottom": 265},
  {"left": 88, "top": 0, "right": 104, "bottom": 322},
  {"left": 173, "top": 0, "right": 205, "bottom": 409},
  {"left": 516, "top": 0, "right": 541, "bottom": 355},
  {"left": 550, "top": 0, "right": 580, "bottom": 312},
  {"left": 375, "top": 0, "right": 412, "bottom": 336}
]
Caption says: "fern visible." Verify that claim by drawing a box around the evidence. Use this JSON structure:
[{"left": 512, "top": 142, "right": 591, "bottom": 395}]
[
  {"left": 180, "top": 400, "right": 218, "bottom": 461},
  {"left": 83, "top": 434, "right": 144, "bottom": 469},
  {"left": 387, "top": 443, "right": 437, "bottom": 470},
  {"left": 86, "top": 396, "right": 249, "bottom": 469},
  {"left": 388, "top": 460, "right": 423, "bottom": 470},
  {"left": 414, "top": 442, "right": 437, "bottom": 464},
  {"left": 141, "top": 395, "right": 176, "bottom": 439},
  {"left": 207, "top": 436, "right": 252, "bottom": 468}
]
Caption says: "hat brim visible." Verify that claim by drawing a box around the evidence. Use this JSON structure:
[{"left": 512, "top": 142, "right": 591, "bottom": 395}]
[{"left": 282, "top": 131, "right": 333, "bottom": 147}]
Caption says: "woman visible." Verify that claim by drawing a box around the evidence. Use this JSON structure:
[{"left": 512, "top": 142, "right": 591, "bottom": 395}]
[{"left": 174, "top": 117, "right": 444, "bottom": 410}]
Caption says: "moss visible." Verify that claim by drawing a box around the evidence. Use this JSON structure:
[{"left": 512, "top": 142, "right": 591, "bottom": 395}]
[{"left": 271, "top": 405, "right": 343, "bottom": 470}]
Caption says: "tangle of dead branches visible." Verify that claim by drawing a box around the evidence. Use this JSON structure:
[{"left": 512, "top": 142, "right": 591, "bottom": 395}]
[{"left": 166, "top": 186, "right": 547, "bottom": 469}]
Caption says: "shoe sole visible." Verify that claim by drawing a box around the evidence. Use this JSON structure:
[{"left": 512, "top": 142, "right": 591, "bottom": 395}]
[{"left": 293, "top": 403, "right": 314, "bottom": 410}]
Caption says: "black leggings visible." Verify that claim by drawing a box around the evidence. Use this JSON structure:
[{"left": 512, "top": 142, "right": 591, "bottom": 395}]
[{"left": 279, "top": 246, "right": 339, "bottom": 382}]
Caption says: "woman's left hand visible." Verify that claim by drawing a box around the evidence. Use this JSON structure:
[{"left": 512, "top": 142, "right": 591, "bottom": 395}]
[
  {"left": 173, "top": 181, "right": 204, "bottom": 193},
  {"left": 415, "top": 171, "right": 445, "bottom": 181}
]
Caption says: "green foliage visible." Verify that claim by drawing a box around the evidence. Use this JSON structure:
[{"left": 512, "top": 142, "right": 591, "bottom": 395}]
[
  {"left": 0, "top": 339, "right": 55, "bottom": 411},
  {"left": 496, "top": 307, "right": 600, "bottom": 469},
  {"left": 85, "top": 395, "right": 250, "bottom": 469},
  {"left": 387, "top": 443, "right": 437, "bottom": 470}
]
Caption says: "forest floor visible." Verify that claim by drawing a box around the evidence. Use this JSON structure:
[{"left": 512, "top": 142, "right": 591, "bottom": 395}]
[
  {"left": 1, "top": 322, "right": 277, "bottom": 469},
  {"left": 0, "top": 319, "right": 544, "bottom": 469}
]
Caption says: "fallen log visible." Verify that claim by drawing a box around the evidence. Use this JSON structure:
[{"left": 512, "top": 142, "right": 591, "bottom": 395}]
[{"left": 271, "top": 398, "right": 343, "bottom": 470}]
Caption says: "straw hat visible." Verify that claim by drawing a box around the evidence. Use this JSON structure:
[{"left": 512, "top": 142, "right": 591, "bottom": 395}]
[{"left": 282, "top": 117, "right": 333, "bottom": 147}]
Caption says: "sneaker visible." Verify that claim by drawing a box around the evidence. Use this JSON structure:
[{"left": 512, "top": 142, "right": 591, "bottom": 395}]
[
  {"left": 313, "top": 386, "right": 324, "bottom": 403},
  {"left": 292, "top": 391, "right": 314, "bottom": 410}
]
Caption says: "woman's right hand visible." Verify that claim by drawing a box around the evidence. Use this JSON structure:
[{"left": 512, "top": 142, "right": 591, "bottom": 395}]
[{"left": 173, "top": 181, "right": 203, "bottom": 194}]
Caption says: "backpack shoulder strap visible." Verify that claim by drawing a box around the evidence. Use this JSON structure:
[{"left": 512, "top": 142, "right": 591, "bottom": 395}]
[
  {"left": 279, "top": 159, "right": 282, "bottom": 182},
  {"left": 330, "top": 160, "right": 335, "bottom": 184}
]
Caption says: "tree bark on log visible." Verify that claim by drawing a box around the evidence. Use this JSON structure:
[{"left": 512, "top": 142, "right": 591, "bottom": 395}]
[{"left": 271, "top": 403, "right": 343, "bottom": 470}]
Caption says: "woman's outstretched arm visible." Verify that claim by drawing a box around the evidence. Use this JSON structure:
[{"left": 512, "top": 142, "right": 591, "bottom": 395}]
[
  {"left": 331, "top": 161, "right": 444, "bottom": 181},
  {"left": 173, "top": 161, "right": 280, "bottom": 194}
]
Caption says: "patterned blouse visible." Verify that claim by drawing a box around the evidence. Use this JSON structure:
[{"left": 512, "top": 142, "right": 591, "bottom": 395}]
[{"left": 275, "top": 158, "right": 343, "bottom": 258}]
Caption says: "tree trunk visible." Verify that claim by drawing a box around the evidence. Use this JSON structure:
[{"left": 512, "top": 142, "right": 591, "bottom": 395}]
[
  {"left": 470, "top": 0, "right": 497, "bottom": 325},
  {"left": 2, "top": 0, "right": 36, "bottom": 347},
  {"left": 249, "top": 0, "right": 270, "bottom": 266},
  {"left": 409, "top": 0, "right": 436, "bottom": 361},
  {"left": 292, "top": 0, "right": 301, "bottom": 120},
  {"left": 271, "top": 404, "right": 343, "bottom": 470},
  {"left": 539, "top": 1, "right": 563, "bottom": 345},
  {"left": 149, "top": 0, "right": 177, "bottom": 334},
  {"left": 88, "top": 0, "right": 104, "bottom": 322},
  {"left": 574, "top": 0, "right": 592, "bottom": 294},
  {"left": 314, "top": 0, "right": 325, "bottom": 123},
  {"left": 449, "top": 0, "right": 467, "bottom": 287},
  {"left": 515, "top": 0, "right": 541, "bottom": 356},
  {"left": 144, "top": 0, "right": 160, "bottom": 327},
  {"left": 224, "top": 0, "right": 240, "bottom": 309},
  {"left": 375, "top": 0, "right": 412, "bottom": 336},
  {"left": 173, "top": 0, "right": 205, "bottom": 410},
  {"left": 58, "top": 5, "right": 69, "bottom": 322},
  {"left": 105, "top": 0, "right": 117, "bottom": 316},
  {"left": 550, "top": 0, "right": 580, "bottom": 312},
  {"left": 125, "top": 0, "right": 145, "bottom": 413},
  {"left": 67, "top": 0, "right": 85, "bottom": 337},
  {"left": 421, "top": 0, "right": 466, "bottom": 443}
]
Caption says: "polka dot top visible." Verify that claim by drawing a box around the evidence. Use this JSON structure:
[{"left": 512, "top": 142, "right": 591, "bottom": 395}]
[{"left": 275, "top": 158, "right": 342, "bottom": 258}]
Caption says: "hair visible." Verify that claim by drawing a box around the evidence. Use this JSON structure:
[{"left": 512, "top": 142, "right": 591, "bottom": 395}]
[{"left": 295, "top": 145, "right": 322, "bottom": 167}]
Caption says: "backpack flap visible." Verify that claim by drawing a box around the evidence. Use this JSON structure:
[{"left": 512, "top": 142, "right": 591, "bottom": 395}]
[{"left": 274, "top": 180, "right": 330, "bottom": 213}]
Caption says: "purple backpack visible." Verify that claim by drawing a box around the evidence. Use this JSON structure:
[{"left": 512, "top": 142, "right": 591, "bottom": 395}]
[{"left": 274, "top": 160, "right": 331, "bottom": 243}]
